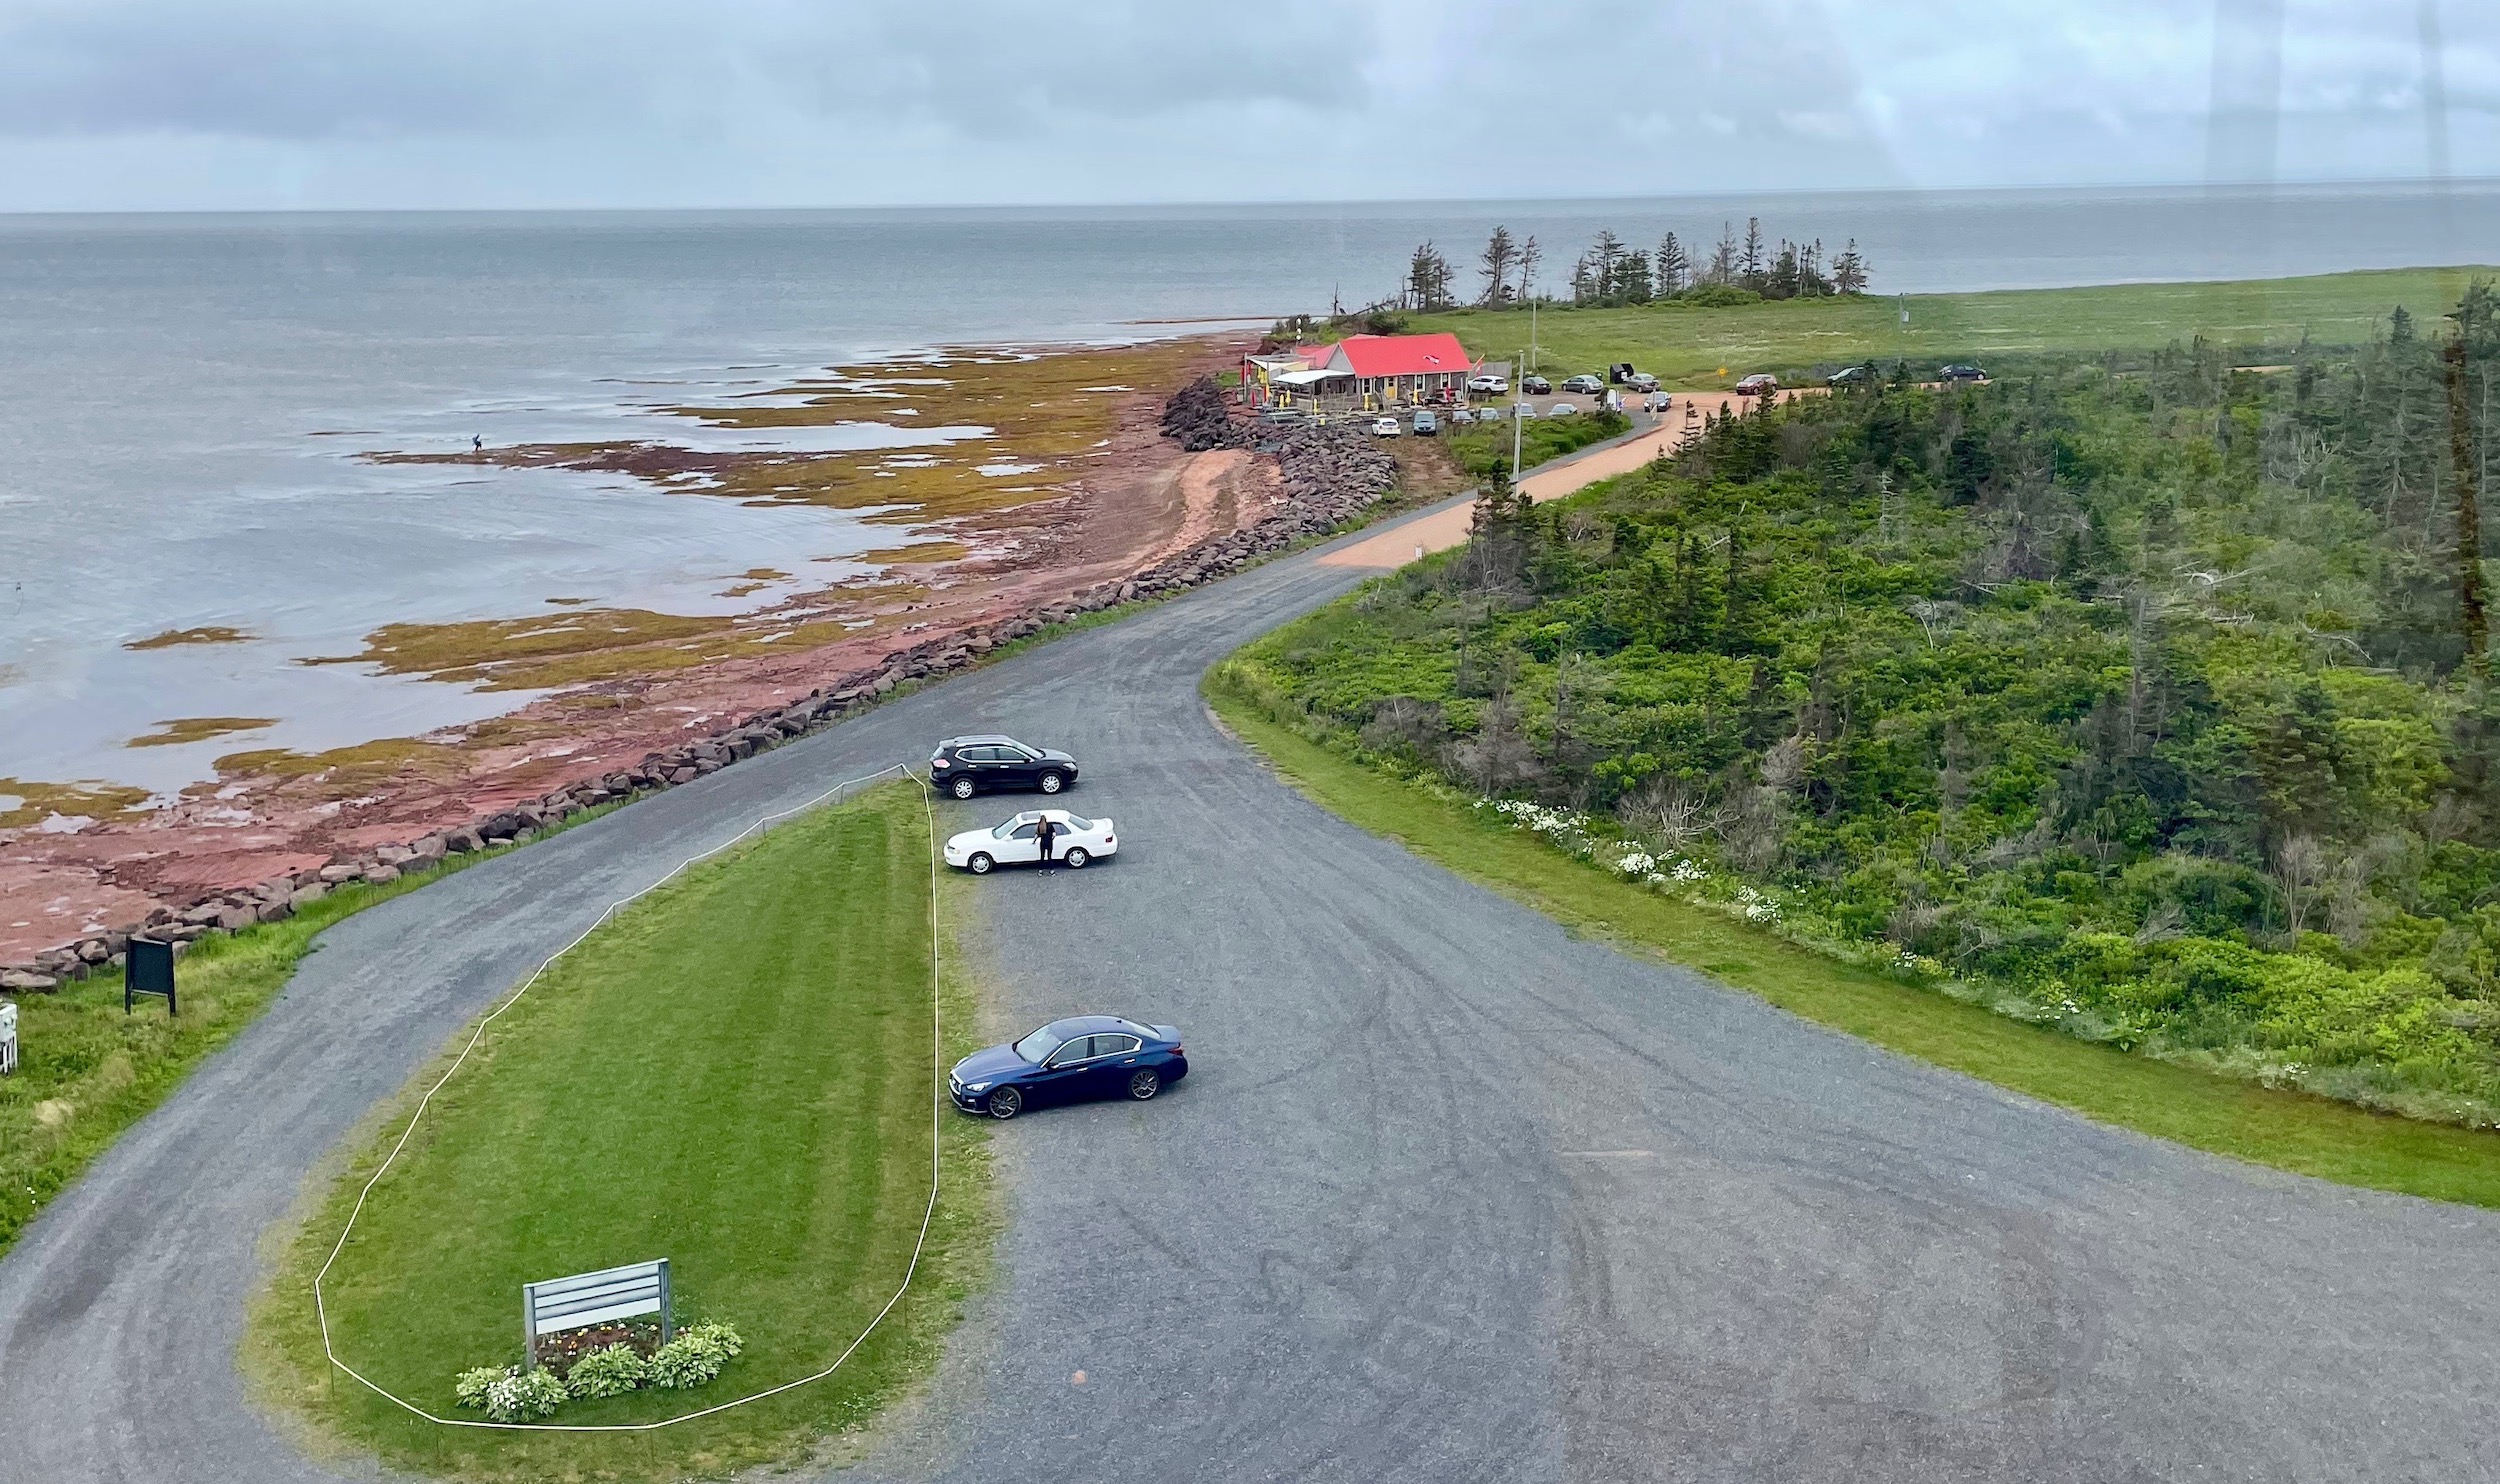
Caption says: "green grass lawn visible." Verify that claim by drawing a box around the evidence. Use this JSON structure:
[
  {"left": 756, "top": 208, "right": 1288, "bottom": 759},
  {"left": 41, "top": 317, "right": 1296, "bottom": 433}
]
[
  {"left": 1410, "top": 264, "right": 2500, "bottom": 388},
  {"left": 1204, "top": 668, "right": 2500, "bottom": 1208},
  {"left": 1444, "top": 408, "right": 1629, "bottom": 481},
  {"left": 245, "top": 781, "right": 994, "bottom": 1484}
]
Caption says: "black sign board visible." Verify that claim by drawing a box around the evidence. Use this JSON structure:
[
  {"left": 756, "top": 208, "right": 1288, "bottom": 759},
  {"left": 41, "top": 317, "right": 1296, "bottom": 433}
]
[{"left": 126, "top": 937, "right": 177, "bottom": 1016}]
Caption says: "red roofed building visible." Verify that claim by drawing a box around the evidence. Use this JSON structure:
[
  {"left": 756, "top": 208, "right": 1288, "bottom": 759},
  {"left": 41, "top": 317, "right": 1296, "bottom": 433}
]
[{"left": 1319, "top": 333, "right": 1478, "bottom": 402}]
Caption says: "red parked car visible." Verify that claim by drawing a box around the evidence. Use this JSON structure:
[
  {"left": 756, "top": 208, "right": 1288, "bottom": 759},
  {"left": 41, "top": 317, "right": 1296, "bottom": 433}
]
[{"left": 1734, "top": 373, "right": 1780, "bottom": 396}]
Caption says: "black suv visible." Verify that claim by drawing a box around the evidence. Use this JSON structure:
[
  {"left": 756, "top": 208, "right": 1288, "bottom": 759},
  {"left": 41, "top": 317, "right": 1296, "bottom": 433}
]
[{"left": 931, "top": 736, "right": 1080, "bottom": 798}]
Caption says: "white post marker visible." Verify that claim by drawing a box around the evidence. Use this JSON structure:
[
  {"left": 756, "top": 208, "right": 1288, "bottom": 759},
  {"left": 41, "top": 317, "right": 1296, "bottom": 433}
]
[
  {"left": 523, "top": 1258, "right": 671, "bottom": 1366},
  {"left": 0, "top": 1001, "right": 16, "bottom": 1076}
]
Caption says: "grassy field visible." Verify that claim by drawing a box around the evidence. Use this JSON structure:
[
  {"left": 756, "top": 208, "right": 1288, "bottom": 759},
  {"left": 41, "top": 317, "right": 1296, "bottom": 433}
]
[
  {"left": 0, "top": 853, "right": 523, "bottom": 1260},
  {"left": 1409, "top": 264, "right": 2500, "bottom": 389},
  {"left": 1204, "top": 668, "right": 2500, "bottom": 1209},
  {"left": 245, "top": 781, "right": 995, "bottom": 1484},
  {"left": 1444, "top": 407, "right": 1629, "bottom": 481}
]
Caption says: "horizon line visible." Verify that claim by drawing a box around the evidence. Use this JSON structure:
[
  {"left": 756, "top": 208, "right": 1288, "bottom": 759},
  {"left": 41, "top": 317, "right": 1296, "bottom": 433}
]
[{"left": 5, "top": 175, "right": 2499, "bottom": 220}]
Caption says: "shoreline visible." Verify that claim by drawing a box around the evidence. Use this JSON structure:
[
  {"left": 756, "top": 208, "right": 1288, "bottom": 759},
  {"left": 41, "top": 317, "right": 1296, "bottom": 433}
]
[{"left": 0, "top": 346, "right": 1455, "bottom": 973}]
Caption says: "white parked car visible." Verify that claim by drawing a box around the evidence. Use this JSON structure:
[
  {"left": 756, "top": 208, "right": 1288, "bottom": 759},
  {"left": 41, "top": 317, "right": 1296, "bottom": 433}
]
[
  {"left": 1467, "top": 373, "right": 1508, "bottom": 394},
  {"left": 1370, "top": 416, "right": 1401, "bottom": 437},
  {"left": 945, "top": 809, "right": 1117, "bottom": 874}
]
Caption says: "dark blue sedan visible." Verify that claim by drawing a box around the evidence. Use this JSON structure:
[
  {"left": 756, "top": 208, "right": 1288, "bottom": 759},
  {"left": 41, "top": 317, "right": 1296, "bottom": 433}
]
[{"left": 948, "top": 1016, "right": 1187, "bottom": 1119}]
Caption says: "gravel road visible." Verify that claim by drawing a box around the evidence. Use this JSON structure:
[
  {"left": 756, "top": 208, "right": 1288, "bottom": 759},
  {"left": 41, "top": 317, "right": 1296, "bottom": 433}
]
[{"left": 3, "top": 496, "right": 2496, "bottom": 1483}]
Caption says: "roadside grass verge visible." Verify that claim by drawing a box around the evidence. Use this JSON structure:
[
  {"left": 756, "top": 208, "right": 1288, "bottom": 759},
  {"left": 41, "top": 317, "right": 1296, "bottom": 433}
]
[
  {"left": 1409, "top": 264, "right": 2500, "bottom": 388},
  {"left": 0, "top": 837, "right": 547, "bottom": 1260},
  {"left": 1203, "top": 667, "right": 2500, "bottom": 1209},
  {"left": 244, "top": 781, "right": 994, "bottom": 1483}
]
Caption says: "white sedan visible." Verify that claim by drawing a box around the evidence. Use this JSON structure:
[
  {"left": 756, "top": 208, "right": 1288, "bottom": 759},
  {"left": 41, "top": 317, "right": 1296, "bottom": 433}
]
[
  {"left": 1369, "top": 416, "right": 1402, "bottom": 437},
  {"left": 945, "top": 809, "right": 1117, "bottom": 873}
]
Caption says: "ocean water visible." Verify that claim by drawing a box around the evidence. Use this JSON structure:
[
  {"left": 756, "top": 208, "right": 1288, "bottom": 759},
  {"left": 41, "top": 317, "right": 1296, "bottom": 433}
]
[{"left": 5, "top": 182, "right": 2498, "bottom": 795}]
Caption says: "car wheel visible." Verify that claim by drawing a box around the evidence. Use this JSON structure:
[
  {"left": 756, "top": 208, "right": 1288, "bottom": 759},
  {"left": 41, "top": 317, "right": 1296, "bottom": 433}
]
[
  {"left": 950, "top": 776, "right": 975, "bottom": 799},
  {"left": 1038, "top": 770, "right": 1063, "bottom": 794},
  {"left": 1061, "top": 847, "right": 1090, "bottom": 869},
  {"left": 967, "top": 852, "right": 994, "bottom": 875},
  {"left": 1127, "top": 1068, "right": 1161, "bottom": 1101},
  {"left": 987, "top": 1086, "right": 1022, "bottom": 1119}
]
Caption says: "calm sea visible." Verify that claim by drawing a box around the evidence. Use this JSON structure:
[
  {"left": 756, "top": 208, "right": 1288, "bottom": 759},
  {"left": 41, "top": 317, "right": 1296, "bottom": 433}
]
[{"left": 5, "top": 182, "right": 2498, "bottom": 794}]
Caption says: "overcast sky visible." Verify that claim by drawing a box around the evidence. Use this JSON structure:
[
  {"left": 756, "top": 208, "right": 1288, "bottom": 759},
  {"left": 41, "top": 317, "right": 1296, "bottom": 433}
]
[{"left": 0, "top": 0, "right": 2492, "bottom": 213}]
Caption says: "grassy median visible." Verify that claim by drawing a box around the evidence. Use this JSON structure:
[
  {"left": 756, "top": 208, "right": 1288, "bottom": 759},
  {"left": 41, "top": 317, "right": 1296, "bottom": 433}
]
[
  {"left": 245, "top": 781, "right": 994, "bottom": 1484},
  {"left": 1205, "top": 671, "right": 2500, "bottom": 1209}
]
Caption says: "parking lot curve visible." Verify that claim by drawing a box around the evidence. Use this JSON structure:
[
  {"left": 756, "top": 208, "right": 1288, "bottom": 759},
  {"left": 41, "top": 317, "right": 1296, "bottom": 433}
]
[{"left": 3, "top": 494, "right": 2497, "bottom": 1483}]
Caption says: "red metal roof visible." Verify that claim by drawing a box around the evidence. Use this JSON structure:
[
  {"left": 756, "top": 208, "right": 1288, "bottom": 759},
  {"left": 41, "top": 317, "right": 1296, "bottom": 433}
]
[{"left": 1328, "top": 333, "right": 1475, "bottom": 378}]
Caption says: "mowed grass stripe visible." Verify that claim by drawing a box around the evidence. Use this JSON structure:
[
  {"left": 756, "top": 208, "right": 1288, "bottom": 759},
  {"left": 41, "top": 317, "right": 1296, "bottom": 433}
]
[
  {"left": 249, "top": 781, "right": 995, "bottom": 1484},
  {"left": 1204, "top": 676, "right": 2500, "bottom": 1209}
]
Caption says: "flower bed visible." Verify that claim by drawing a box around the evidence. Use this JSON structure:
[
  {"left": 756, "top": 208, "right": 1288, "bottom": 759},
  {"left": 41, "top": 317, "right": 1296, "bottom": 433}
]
[{"left": 452, "top": 1320, "right": 746, "bottom": 1423}]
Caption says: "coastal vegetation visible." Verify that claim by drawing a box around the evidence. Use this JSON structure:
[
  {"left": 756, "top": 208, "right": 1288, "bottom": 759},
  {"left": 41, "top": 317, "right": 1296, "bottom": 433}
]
[
  {"left": 1445, "top": 407, "right": 1631, "bottom": 482},
  {"left": 1409, "top": 264, "right": 2500, "bottom": 390},
  {"left": 1202, "top": 678, "right": 2500, "bottom": 1207},
  {"left": 1214, "top": 287, "right": 2500, "bottom": 1133},
  {"left": 247, "top": 782, "right": 992, "bottom": 1484},
  {"left": 1406, "top": 216, "right": 1866, "bottom": 312},
  {"left": 123, "top": 625, "right": 253, "bottom": 650},
  {"left": 0, "top": 850, "right": 508, "bottom": 1257}
]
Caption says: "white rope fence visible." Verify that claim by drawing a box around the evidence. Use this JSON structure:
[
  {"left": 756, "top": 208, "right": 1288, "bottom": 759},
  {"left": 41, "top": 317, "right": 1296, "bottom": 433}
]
[{"left": 311, "top": 761, "right": 947, "bottom": 1431}]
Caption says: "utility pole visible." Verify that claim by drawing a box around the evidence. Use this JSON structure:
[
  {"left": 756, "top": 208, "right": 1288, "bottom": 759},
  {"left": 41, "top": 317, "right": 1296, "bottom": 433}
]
[{"left": 1513, "top": 346, "right": 1526, "bottom": 479}]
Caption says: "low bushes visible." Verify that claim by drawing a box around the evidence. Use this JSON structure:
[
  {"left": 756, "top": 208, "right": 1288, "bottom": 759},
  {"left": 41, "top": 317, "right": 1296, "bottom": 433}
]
[{"left": 452, "top": 1321, "right": 747, "bottom": 1423}]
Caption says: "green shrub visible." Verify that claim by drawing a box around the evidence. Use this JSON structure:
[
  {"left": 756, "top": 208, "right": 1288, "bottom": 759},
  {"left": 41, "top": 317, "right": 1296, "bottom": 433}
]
[
  {"left": 453, "top": 1366, "right": 505, "bottom": 1411},
  {"left": 563, "top": 1343, "right": 652, "bottom": 1400},
  {"left": 453, "top": 1365, "right": 568, "bottom": 1423},
  {"left": 648, "top": 1321, "right": 744, "bottom": 1390}
]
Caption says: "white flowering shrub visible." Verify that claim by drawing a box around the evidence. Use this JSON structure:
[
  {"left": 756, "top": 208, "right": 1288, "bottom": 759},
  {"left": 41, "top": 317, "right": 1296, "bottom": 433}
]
[
  {"left": 649, "top": 1321, "right": 745, "bottom": 1390},
  {"left": 565, "top": 1343, "right": 652, "bottom": 1400},
  {"left": 453, "top": 1365, "right": 568, "bottom": 1422},
  {"left": 453, "top": 1366, "right": 505, "bottom": 1411}
]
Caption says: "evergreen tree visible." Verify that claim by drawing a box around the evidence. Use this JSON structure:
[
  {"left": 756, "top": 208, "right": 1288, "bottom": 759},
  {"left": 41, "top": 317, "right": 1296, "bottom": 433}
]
[
  {"left": 1477, "top": 226, "right": 1518, "bottom": 308},
  {"left": 1620, "top": 249, "right": 1654, "bottom": 304},
  {"left": 1800, "top": 239, "right": 1833, "bottom": 297},
  {"left": 1708, "top": 221, "right": 1739, "bottom": 285},
  {"left": 1766, "top": 241, "right": 1802, "bottom": 300},
  {"left": 1517, "top": 234, "right": 1542, "bottom": 302},
  {"left": 1739, "top": 216, "right": 1767, "bottom": 289},
  {"left": 1656, "top": 232, "right": 1691, "bottom": 296},
  {"left": 1405, "top": 241, "right": 1456, "bottom": 311},
  {"left": 1569, "top": 252, "right": 1598, "bottom": 306},
  {"left": 1588, "top": 230, "right": 1627, "bottom": 302},
  {"left": 1830, "top": 239, "right": 1869, "bottom": 295}
]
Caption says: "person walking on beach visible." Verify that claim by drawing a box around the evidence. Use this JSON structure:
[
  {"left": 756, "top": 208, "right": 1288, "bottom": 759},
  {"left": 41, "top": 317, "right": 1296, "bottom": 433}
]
[
  {"left": 472, "top": 434, "right": 484, "bottom": 453},
  {"left": 1035, "top": 814, "right": 1056, "bottom": 866}
]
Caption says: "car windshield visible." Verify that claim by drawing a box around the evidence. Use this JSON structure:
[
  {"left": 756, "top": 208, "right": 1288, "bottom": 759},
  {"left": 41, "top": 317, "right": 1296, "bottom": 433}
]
[{"left": 1012, "top": 1021, "right": 1081, "bottom": 1063}]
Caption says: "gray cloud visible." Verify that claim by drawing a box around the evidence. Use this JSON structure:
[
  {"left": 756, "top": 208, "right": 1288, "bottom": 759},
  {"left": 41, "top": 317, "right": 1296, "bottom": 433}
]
[{"left": 0, "top": 0, "right": 2491, "bottom": 210}]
